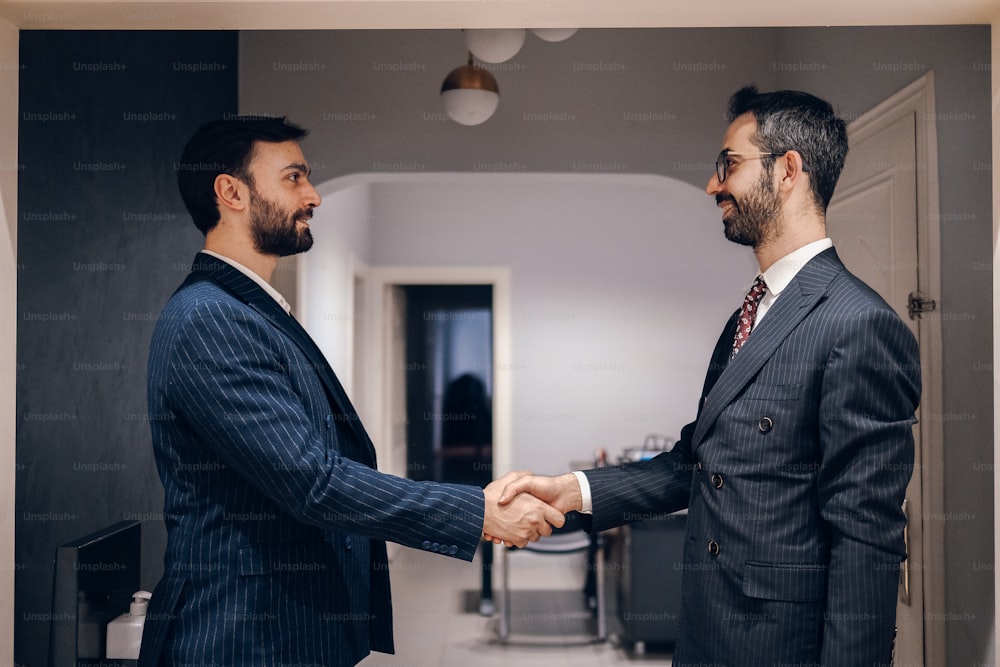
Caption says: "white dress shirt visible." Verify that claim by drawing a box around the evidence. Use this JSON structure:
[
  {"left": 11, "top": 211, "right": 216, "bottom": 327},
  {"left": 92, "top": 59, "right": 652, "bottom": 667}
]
[{"left": 755, "top": 237, "right": 833, "bottom": 326}]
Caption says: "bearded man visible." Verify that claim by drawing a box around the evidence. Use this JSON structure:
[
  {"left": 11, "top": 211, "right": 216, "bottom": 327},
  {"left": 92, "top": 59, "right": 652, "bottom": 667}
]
[
  {"left": 139, "top": 117, "right": 562, "bottom": 667},
  {"left": 497, "top": 86, "right": 921, "bottom": 666}
]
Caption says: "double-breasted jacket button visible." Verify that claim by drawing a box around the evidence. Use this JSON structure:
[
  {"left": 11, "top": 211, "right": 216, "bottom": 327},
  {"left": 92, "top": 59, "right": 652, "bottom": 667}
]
[
  {"left": 695, "top": 462, "right": 703, "bottom": 473},
  {"left": 758, "top": 416, "right": 774, "bottom": 433},
  {"left": 711, "top": 473, "right": 724, "bottom": 489},
  {"left": 707, "top": 540, "right": 720, "bottom": 556}
]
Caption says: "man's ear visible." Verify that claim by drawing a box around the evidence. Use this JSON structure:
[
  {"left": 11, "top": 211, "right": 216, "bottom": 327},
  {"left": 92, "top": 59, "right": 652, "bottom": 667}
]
[
  {"left": 778, "top": 150, "right": 808, "bottom": 192},
  {"left": 214, "top": 173, "right": 248, "bottom": 213}
]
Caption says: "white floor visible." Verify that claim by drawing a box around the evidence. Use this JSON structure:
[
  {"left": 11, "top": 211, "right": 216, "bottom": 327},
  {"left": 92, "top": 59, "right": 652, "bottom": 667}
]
[{"left": 359, "top": 544, "right": 674, "bottom": 667}]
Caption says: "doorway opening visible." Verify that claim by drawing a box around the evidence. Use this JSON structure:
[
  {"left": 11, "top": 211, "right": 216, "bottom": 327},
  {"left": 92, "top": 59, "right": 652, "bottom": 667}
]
[{"left": 400, "top": 284, "right": 494, "bottom": 485}]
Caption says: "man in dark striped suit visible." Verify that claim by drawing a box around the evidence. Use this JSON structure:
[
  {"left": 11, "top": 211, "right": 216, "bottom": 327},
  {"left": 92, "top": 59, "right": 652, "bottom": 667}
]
[
  {"left": 497, "top": 86, "right": 921, "bottom": 666},
  {"left": 138, "top": 117, "right": 563, "bottom": 667}
]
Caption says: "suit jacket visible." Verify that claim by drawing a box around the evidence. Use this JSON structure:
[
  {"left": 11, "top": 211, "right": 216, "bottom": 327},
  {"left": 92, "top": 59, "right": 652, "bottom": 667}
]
[
  {"left": 138, "top": 253, "right": 485, "bottom": 667},
  {"left": 584, "top": 248, "right": 920, "bottom": 666}
]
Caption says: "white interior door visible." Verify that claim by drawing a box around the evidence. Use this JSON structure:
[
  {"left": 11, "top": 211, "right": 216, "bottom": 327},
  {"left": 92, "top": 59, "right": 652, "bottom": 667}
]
[{"left": 827, "top": 79, "right": 941, "bottom": 665}]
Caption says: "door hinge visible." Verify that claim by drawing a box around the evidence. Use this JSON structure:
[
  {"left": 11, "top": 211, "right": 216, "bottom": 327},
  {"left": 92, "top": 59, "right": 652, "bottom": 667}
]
[{"left": 907, "top": 292, "right": 937, "bottom": 320}]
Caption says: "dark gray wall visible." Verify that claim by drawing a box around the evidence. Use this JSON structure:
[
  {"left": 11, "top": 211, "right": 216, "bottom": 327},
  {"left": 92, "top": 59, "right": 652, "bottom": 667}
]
[
  {"left": 239, "top": 28, "right": 780, "bottom": 191},
  {"left": 16, "top": 30, "right": 237, "bottom": 666}
]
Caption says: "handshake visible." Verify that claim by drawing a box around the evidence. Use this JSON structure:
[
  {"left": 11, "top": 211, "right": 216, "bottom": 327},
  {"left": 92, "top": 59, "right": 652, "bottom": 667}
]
[{"left": 480, "top": 471, "right": 584, "bottom": 548}]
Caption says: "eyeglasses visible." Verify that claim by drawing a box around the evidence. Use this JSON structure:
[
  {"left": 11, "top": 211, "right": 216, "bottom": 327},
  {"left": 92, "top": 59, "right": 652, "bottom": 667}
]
[{"left": 714, "top": 149, "right": 809, "bottom": 183}]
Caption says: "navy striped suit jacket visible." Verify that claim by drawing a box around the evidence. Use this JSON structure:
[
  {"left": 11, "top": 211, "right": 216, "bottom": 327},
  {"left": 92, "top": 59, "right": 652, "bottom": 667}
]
[
  {"left": 585, "top": 248, "right": 920, "bottom": 666},
  {"left": 138, "top": 253, "right": 485, "bottom": 667}
]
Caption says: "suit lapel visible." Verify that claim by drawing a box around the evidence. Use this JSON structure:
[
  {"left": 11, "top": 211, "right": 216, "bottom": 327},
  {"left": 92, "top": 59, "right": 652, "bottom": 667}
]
[
  {"left": 184, "top": 252, "right": 378, "bottom": 467},
  {"left": 691, "top": 248, "right": 844, "bottom": 448}
]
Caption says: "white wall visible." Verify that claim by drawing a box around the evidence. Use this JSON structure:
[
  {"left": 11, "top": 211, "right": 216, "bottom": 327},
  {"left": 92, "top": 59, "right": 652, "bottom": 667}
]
[
  {"left": 298, "top": 181, "right": 374, "bottom": 393},
  {"left": 303, "top": 173, "right": 751, "bottom": 474},
  {"left": 0, "top": 16, "right": 16, "bottom": 665}
]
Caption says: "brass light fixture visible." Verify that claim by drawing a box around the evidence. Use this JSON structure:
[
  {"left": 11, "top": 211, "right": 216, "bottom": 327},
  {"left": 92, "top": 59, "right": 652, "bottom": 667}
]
[
  {"left": 439, "top": 29, "right": 578, "bottom": 126},
  {"left": 439, "top": 53, "right": 501, "bottom": 126}
]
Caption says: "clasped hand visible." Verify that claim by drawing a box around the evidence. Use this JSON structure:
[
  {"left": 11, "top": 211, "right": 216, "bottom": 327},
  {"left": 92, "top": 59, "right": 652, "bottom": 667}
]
[{"left": 481, "top": 471, "right": 583, "bottom": 547}]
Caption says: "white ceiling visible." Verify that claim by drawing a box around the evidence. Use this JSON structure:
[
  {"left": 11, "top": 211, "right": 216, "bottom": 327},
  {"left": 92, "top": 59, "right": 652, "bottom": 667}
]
[{"left": 1, "top": 0, "right": 998, "bottom": 30}]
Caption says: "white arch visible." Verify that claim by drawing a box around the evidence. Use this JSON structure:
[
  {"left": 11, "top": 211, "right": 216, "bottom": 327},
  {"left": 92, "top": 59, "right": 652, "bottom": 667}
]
[{"left": 295, "top": 170, "right": 752, "bottom": 483}]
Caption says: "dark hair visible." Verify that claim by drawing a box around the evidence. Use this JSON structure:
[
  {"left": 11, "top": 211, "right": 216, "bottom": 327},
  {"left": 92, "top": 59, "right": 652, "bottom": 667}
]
[
  {"left": 177, "top": 116, "right": 309, "bottom": 234},
  {"left": 727, "top": 85, "right": 848, "bottom": 212}
]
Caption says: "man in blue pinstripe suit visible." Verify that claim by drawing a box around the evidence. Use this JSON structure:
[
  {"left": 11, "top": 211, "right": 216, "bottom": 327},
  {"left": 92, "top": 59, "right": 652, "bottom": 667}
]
[
  {"left": 497, "top": 86, "right": 921, "bottom": 666},
  {"left": 138, "top": 117, "right": 563, "bottom": 667}
]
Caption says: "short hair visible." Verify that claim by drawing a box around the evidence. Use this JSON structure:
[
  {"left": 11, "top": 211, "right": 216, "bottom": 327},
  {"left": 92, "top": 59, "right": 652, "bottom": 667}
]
[
  {"left": 727, "top": 85, "right": 848, "bottom": 212},
  {"left": 177, "top": 116, "right": 309, "bottom": 234}
]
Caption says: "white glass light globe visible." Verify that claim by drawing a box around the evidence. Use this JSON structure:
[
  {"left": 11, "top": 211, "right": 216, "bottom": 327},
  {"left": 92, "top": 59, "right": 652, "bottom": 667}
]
[
  {"left": 464, "top": 28, "right": 526, "bottom": 64},
  {"left": 530, "top": 28, "right": 579, "bottom": 43},
  {"left": 441, "top": 88, "right": 500, "bottom": 126}
]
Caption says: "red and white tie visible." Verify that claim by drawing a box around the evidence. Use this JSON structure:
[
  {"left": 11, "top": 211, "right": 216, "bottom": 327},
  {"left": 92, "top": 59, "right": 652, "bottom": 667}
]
[{"left": 732, "top": 275, "right": 767, "bottom": 357}]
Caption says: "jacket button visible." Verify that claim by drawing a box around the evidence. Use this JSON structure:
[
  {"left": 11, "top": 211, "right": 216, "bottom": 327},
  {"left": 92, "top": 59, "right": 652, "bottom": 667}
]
[
  {"left": 707, "top": 541, "right": 720, "bottom": 556},
  {"left": 325, "top": 414, "right": 333, "bottom": 429},
  {"left": 345, "top": 536, "right": 353, "bottom": 550},
  {"left": 711, "top": 473, "right": 724, "bottom": 489},
  {"left": 758, "top": 416, "right": 774, "bottom": 433},
  {"left": 448, "top": 545, "right": 458, "bottom": 556},
  {"left": 422, "top": 540, "right": 432, "bottom": 551},
  {"left": 695, "top": 462, "right": 703, "bottom": 473}
]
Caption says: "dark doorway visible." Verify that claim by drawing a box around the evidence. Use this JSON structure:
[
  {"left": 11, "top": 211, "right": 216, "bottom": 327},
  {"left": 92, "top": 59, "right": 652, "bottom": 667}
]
[{"left": 402, "top": 285, "right": 493, "bottom": 485}]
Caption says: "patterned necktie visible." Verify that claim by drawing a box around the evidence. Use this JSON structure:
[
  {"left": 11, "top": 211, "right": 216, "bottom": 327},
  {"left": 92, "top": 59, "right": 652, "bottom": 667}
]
[{"left": 732, "top": 275, "right": 767, "bottom": 357}]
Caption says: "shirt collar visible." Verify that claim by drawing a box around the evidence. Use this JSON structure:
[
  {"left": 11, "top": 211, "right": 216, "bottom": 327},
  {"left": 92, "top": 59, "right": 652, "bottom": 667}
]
[
  {"left": 200, "top": 249, "right": 292, "bottom": 314},
  {"left": 760, "top": 238, "right": 834, "bottom": 297}
]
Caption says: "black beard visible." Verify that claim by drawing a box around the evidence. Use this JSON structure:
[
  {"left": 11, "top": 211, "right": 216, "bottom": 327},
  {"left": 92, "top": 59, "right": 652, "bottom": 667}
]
[
  {"left": 248, "top": 188, "right": 314, "bottom": 257},
  {"left": 719, "top": 171, "right": 780, "bottom": 248}
]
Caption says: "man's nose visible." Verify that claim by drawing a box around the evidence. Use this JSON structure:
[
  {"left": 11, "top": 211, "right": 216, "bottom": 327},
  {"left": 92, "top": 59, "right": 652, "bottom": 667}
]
[
  {"left": 705, "top": 172, "right": 722, "bottom": 196},
  {"left": 303, "top": 182, "right": 321, "bottom": 208}
]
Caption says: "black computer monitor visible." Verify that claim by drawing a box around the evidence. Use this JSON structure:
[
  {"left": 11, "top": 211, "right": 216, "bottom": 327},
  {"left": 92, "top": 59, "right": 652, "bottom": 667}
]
[{"left": 48, "top": 521, "right": 142, "bottom": 666}]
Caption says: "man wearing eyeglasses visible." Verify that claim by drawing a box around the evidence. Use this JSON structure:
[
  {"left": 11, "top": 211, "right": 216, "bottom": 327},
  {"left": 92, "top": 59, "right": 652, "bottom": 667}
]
[{"left": 495, "top": 85, "right": 920, "bottom": 666}]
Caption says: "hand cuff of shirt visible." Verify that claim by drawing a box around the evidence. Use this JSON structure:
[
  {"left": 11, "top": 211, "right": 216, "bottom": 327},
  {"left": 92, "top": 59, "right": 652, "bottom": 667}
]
[{"left": 573, "top": 470, "right": 593, "bottom": 514}]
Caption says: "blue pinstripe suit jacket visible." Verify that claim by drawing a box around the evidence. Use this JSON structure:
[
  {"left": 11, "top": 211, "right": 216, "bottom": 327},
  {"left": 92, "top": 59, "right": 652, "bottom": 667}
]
[
  {"left": 138, "top": 253, "right": 485, "bottom": 667},
  {"left": 585, "top": 248, "right": 920, "bottom": 666}
]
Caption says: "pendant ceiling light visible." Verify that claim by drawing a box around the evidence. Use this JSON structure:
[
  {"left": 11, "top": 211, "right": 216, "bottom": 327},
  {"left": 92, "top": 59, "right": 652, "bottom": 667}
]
[
  {"left": 530, "top": 28, "right": 579, "bottom": 43},
  {"left": 440, "top": 54, "right": 500, "bottom": 126},
  {"left": 439, "top": 28, "right": 579, "bottom": 125},
  {"left": 464, "top": 28, "right": 526, "bottom": 64}
]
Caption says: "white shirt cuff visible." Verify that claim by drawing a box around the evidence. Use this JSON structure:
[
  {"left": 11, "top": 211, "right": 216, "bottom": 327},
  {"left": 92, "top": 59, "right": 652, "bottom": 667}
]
[{"left": 573, "top": 470, "right": 593, "bottom": 514}]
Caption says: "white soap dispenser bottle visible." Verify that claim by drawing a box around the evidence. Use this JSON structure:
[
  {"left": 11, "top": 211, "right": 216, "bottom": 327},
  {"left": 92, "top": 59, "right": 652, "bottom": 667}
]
[{"left": 106, "top": 590, "right": 152, "bottom": 660}]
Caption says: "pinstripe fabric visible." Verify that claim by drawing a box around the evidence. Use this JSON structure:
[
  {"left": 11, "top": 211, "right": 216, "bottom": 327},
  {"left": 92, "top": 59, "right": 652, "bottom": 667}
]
[
  {"left": 584, "top": 248, "right": 919, "bottom": 667},
  {"left": 138, "top": 253, "right": 485, "bottom": 667}
]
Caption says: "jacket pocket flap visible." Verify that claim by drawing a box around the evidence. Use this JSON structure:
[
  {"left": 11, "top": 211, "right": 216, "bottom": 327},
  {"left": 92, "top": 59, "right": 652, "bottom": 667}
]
[
  {"left": 739, "top": 383, "right": 803, "bottom": 402},
  {"left": 743, "top": 561, "right": 827, "bottom": 602}
]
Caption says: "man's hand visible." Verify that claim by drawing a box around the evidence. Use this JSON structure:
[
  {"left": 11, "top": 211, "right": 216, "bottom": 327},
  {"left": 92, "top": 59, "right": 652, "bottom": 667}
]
[
  {"left": 482, "top": 471, "right": 565, "bottom": 548},
  {"left": 499, "top": 472, "right": 583, "bottom": 515}
]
